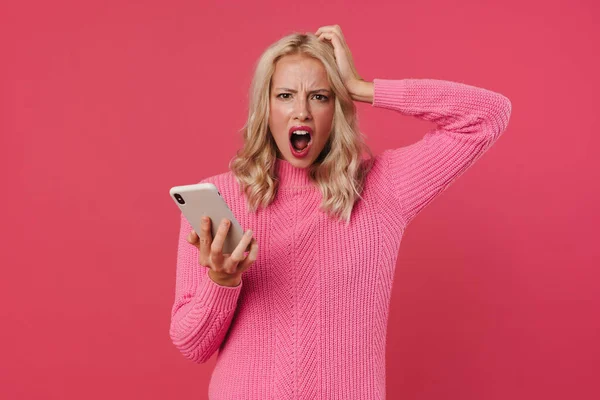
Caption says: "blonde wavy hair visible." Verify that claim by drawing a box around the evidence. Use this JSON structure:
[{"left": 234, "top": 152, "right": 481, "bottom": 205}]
[{"left": 229, "top": 32, "right": 374, "bottom": 225}]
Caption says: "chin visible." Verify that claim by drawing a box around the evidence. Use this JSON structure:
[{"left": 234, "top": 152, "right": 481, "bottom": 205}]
[{"left": 287, "top": 155, "right": 313, "bottom": 166}]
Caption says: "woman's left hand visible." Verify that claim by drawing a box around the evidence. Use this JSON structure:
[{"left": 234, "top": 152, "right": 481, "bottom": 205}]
[{"left": 315, "top": 25, "right": 364, "bottom": 96}]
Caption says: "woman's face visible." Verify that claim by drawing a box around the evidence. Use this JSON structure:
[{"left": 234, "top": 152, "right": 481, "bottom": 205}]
[{"left": 268, "top": 53, "right": 335, "bottom": 167}]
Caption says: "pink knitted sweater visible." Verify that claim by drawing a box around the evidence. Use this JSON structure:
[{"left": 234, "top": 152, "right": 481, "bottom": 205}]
[{"left": 170, "top": 78, "right": 512, "bottom": 399}]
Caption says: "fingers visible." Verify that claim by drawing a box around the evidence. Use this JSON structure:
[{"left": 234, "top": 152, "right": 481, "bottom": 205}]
[
  {"left": 316, "top": 26, "right": 346, "bottom": 47},
  {"left": 210, "top": 217, "right": 230, "bottom": 264},
  {"left": 185, "top": 217, "right": 213, "bottom": 267},
  {"left": 187, "top": 215, "right": 258, "bottom": 277},
  {"left": 317, "top": 31, "right": 342, "bottom": 47},
  {"left": 223, "top": 229, "right": 254, "bottom": 274},
  {"left": 199, "top": 216, "right": 213, "bottom": 266},
  {"left": 237, "top": 238, "right": 259, "bottom": 273},
  {"left": 313, "top": 24, "right": 362, "bottom": 89},
  {"left": 315, "top": 25, "right": 344, "bottom": 40},
  {"left": 315, "top": 26, "right": 349, "bottom": 65},
  {"left": 187, "top": 230, "right": 198, "bottom": 245}
]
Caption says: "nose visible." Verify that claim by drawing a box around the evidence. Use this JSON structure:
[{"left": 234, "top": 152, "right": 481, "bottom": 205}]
[{"left": 294, "top": 98, "right": 312, "bottom": 121}]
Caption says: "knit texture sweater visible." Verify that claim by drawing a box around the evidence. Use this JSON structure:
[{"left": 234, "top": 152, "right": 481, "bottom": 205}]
[{"left": 169, "top": 78, "right": 512, "bottom": 400}]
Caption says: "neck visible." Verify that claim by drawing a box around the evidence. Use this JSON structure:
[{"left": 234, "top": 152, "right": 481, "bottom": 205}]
[{"left": 274, "top": 157, "right": 315, "bottom": 188}]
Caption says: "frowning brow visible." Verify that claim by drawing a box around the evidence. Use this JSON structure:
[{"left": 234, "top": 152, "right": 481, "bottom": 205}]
[{"left": 275, "top": 87, "right": 331, "bottom": 94}]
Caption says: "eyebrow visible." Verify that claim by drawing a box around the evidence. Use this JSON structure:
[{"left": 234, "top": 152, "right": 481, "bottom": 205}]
[{"left": 275, "top": 87, "right": 331, "bottom": 94}]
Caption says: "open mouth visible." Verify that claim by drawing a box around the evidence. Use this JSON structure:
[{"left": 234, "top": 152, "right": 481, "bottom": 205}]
[
  {"left": 289, "top": 126, "right": 313, "bottom": 155},
  {"left": 290, "top": 131, "right": 312, "bottom": 152}
]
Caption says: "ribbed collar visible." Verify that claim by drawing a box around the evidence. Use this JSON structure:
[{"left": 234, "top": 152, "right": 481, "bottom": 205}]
[{"left": 274, "top": 157, "right": 315, "bottom": 189}]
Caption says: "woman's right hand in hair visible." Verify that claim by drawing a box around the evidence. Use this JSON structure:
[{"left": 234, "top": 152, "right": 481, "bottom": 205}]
[{"left": 186, "top": 217, "right": 258, "bottom": 287}]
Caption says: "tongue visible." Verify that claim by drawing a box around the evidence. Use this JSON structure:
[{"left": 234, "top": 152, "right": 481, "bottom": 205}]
[{"left": 291, "top": 135, "right": 310, "bottom": 150}]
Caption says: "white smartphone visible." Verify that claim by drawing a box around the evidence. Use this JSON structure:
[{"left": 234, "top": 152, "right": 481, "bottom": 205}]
[{"left": 169, "top": 183, "right": 247, "bottom": 255}]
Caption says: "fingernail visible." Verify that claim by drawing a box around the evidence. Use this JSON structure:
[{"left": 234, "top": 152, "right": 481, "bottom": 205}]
[{"left": 246, "top": 230, "right": 253, "bottom": 236}]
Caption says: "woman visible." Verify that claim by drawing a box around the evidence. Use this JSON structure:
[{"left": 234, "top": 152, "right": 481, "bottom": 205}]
[{"left": 170, "top": 25, "right": 511, "bottom": 399}]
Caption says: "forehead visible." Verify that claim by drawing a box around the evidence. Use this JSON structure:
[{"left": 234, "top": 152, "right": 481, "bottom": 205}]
[{"left": 271, "top": 54, "right": 329, "bottom": 87}]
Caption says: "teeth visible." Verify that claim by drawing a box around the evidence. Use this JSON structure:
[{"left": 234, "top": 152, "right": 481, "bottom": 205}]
[{"left": 292, "top": 130, "right": 310, "bottom": 135}]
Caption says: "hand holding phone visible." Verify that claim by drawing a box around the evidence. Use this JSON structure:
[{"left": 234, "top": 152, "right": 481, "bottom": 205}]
[
  {"left": 187, "top": 216, "right": 258, "bottom": 287},
  {"left": 170, "top": 183, "right": 259, "bottom": 286}
]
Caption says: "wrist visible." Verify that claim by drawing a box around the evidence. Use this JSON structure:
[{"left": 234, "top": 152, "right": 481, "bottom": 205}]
[
  {"left": 349, "top": 80, "right": 374, "bottom": 104},
  {"left": 208, "top": 269, "right": 242, "bottom": 287}
]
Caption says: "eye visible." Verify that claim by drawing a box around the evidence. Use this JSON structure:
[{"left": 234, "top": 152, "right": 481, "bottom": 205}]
[
  {"left": 313, "top": 94, "right": 329, "bottom": 102},
  {"left": 277, "top": 93, "right": 292, "bottom": 99}
]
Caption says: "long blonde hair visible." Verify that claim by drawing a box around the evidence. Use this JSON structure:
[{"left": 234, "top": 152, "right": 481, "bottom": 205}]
[{"left": 229, "top": 32, "right": 374, "bottom": 225}]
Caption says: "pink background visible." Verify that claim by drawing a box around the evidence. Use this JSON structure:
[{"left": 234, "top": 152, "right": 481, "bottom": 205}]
[{"left": 2, "top": 0, "right": 599, "bottom": 398}]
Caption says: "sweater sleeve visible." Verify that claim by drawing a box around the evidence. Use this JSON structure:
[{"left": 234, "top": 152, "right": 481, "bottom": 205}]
[
  {"left": 169, "top": 212, "right": 242, "bottom": 364},
  {"left": 374, "top": 78, "right": 512, "bottom": 227}
]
